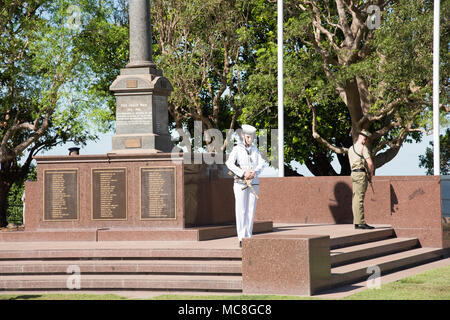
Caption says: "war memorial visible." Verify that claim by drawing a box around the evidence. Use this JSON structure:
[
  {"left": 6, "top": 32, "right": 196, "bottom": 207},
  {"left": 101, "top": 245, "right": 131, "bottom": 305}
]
[{"left": 0, "top": 0, "right": 449, "bottom": 297}]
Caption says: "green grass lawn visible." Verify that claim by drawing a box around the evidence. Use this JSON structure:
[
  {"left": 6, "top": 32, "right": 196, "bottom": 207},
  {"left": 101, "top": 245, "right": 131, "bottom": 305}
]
[
  {"left": 1, "top": 266, "right": 449, "bottom": 300},
  {"left": 343, "top": 265, "right": 450, "bottom": 300}
]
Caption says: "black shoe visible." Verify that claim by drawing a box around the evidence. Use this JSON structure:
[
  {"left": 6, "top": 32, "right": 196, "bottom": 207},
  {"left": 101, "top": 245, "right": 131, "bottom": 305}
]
[
  {"left": 355, "top": 223, "right": 375, "bottom": 230},
  {"left": 239, "top": 241, "right": 242, "bottom": 248}
]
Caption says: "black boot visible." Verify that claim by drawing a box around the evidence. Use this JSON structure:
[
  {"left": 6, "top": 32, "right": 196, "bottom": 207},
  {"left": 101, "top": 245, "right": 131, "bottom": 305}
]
[{"left": 355, "top": 223, "right": 375, "bottom": 230}]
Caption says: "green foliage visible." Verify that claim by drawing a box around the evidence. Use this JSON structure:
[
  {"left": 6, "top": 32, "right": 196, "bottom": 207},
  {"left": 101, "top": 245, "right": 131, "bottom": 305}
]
[
  {"left": 241, "top": 1, "right": 352, "bottom": 175},
  {"left": 241, "top": 0, "right": 449, "bottom": 174},
  {"left": 6, "top": 166, "right": 36, "bottom": 224},
  {"left": 0, "top": 0, "right": 128, "bottom": 225},
  {"left": 0, "top": 0, "right": 105, "bottom": 161},
  {"left": 419, "top": 128, "right": 450, "bottom": 175},
  {"left": 149, "top": 0, "right": 284, "bottom": 153},
  {"left": 72, "top": 0, "right": 129, "bottom": 132}
]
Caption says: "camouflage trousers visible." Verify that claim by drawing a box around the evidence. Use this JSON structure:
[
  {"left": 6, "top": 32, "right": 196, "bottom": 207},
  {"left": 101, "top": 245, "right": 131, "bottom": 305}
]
[{"left": 351, "top": 171, "right": 368, "bottom": 225}]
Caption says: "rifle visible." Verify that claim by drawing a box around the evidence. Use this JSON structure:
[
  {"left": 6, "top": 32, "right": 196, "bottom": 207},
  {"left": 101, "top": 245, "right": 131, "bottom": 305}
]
[
  {"left": 366, "top": 169, "right": 375, "bottom": 193},
  {"left": 228, "top": 171, "right": 260, "bottom": 200}
]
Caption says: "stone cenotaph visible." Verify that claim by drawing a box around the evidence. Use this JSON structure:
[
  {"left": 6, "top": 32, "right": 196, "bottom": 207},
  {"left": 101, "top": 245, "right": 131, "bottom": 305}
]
[
  {"left": 109, "top": 0, "right": 173, "bottom": 153},
  {"left": 1, "top": 0, "right": 273, "bottom": 242}
]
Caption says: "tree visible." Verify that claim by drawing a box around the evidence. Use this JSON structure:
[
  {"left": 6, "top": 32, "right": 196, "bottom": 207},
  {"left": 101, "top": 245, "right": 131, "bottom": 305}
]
[
  {"left": 0, "top": 0, "right": 108, "bottom": 226},
  {"left": 419, "top": 129, "right": 450, "bottom": 175},
  {"left": 295, "top": 0, "right": 449, "bottom": 167},
  {"left": 73, "top": 0, "right": 129, "bottom": 132},
  {"left": 243, "top": 0, "right": 449, "bottom": 175},
  {"left": 152, "top": 0, "right": 269, "bottom": 151},
  {"left": 242, "top": 7, "right": 353, "bottom": 175}
]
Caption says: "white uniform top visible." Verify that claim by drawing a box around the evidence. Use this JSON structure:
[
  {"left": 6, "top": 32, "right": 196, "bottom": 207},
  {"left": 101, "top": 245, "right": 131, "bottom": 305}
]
[{"left": 225, "top": 143, "right": 265, "bottom": 185}]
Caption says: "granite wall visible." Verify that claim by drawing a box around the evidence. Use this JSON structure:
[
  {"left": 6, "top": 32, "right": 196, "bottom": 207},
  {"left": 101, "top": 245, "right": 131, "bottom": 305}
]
[{"left": 255, "top": 176, "right": 448, "bottom": 248}]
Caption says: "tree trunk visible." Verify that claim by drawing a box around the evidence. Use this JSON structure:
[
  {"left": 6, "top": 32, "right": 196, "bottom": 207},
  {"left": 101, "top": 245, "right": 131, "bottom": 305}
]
[
  {"left": 284, "top": 165, "right": 303, "bottom": 176},
  {"left": 0, "top": 174, "right": 12, "bottom": 227},
  {"left": 336, "top": 135, "right": 353, "bottom": 175},
  {"left": 305, "top": 153, "right": 338, "bottom": 176},
  {"left": 343, "top": 81, "right": 365, "bottom": 139},
  {"left": 336, "top": 153, "right": 351, "bottom": 175}
]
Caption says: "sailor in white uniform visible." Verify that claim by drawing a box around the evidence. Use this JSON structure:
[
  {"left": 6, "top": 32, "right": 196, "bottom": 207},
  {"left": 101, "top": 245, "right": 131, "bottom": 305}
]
[{"left": 225, "top": 124, "right": 265, "bottom": 247}]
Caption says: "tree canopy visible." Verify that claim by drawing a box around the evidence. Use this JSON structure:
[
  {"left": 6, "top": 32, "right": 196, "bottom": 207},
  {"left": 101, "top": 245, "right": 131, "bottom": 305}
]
[
  {"left": 419, "top": 128, "right": 450, "bottom": 175},
  {"left": 242, "top": 0, "right": 449, "bottom": 175},
  {"left": 151, "top": 0, "right": 271, "bottom": 151},
  {"left": 0, "top": 0, "right": 124, "bottom": 226}
]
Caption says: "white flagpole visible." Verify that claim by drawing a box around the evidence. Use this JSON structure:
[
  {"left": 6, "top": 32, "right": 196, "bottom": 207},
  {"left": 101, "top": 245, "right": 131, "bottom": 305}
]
[
  {"left": 277, "top": 0, "right": 284, "bottom": 177},
  {"left": 433, "top": 0, "right": 440, "bottom": 175}
]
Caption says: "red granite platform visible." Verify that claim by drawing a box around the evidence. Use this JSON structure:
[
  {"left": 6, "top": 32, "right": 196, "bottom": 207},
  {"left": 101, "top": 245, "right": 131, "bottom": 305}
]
[
  {"left": 0, "top": 224, "right": 447, "bottom": 295},
  {"left": 0, "top": 221, "right": 273, "bottom": 242}
]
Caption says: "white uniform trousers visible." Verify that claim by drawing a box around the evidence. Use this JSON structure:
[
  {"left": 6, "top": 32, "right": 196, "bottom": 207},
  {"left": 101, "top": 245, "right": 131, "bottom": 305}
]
[{"left": 233, "top": 183, "right": 259, "bottom": 241}]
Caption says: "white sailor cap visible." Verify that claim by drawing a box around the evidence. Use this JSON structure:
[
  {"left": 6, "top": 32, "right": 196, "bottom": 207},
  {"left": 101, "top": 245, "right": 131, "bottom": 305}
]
[{"left": 241, "top": 124, "right": 257, "bottom": 135}]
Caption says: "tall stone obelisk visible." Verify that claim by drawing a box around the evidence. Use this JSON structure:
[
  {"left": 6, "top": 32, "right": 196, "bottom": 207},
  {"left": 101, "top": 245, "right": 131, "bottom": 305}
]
[{"left": 110, "top": 0, "right": 173, "bottom": 153}]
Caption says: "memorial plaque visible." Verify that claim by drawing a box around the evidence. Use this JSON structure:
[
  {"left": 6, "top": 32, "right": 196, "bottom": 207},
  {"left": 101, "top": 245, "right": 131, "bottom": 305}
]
[
  {"left": 141, "top": 167, "right": 176, "bottom": 220},
  {"left": 116, "top": 97, "right": 153, "bottom": 133},
  {"left": 125, "top": 138, "right": 141, "bottom": 148},
  {"left": 43, "top": 169, "right": 78, "bottom": 221},
  {"left": 92, "top": 168, "right": 127, "bottom": 220},
  {"left": 126, "top": 79, "right": 138, "bottom": 88}
]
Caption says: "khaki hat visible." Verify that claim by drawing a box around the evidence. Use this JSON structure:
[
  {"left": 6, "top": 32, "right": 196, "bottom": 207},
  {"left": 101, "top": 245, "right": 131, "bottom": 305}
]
[
  {"left": 359, "top": 129, "right": 372, "bottom": 138},
  {"left": 68, "top": 147, "right": 80, "bottom": 155}
]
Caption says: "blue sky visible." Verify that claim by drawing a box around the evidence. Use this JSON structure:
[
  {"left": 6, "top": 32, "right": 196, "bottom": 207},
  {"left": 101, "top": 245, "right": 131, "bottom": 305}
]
[{"left": 38, "top": 129, "right": 436, "bottom": 177}]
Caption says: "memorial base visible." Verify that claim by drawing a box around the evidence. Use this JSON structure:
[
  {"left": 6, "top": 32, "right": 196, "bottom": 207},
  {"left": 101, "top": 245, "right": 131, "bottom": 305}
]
[
  {"left": 6, "top": 153, "right": 272, "bottom": 241},
  {"left": 111, "top": 133, "right": 173, "bottom": 153}
]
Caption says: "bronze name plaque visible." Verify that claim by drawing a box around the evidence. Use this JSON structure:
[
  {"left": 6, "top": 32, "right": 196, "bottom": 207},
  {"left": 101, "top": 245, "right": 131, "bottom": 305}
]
[
  {"left": 126, "top": 79, "right": 138, "bottom": 88},
  {"left": 92, "top": 168, "right": 127, "bottom": 220},
  {"left": 43, "top": 169, "right": 78, "bottom": 221},
  {"left": 141, "top": 167, "right": 176, "bottom": 220},
  {"left": 124, "top": 138, "right": 142, "bottom": 148}
]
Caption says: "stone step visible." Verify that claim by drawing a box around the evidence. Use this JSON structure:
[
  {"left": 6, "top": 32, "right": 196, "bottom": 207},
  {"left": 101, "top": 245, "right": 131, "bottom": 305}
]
[
  {"left": 330, "top": 238, "right": 419, "bottom": 267},
  {"left": 326, "top": 247, "right": 445, "bottom": 289},
  {"left": 0, "top": 248, "right": 242, "bottom": 261},
  {"left": 197, "top": 221, "right": 273, "bottom": 241},
  {"left": 0, "top": 274, "right": 243, "bottom": 292},
  {"left": 0, "top": 221, "right": 273, "bottom": 242},
  {"left": 0, "top": 259, "right": 242, "bottom": 275},
  {"left": 330, "top": 227, "right": 395, "bottom": 249}
]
